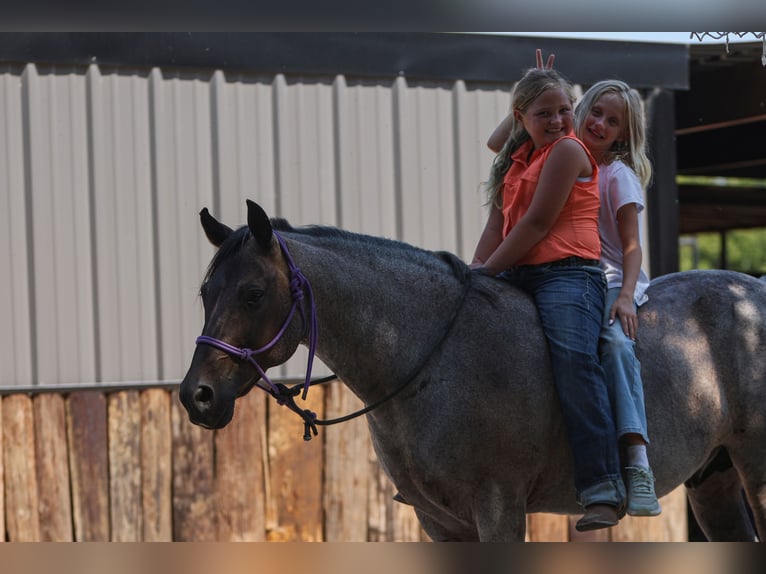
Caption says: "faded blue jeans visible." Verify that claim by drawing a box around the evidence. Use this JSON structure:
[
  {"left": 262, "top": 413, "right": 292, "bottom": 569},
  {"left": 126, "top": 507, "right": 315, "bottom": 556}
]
[
  {"left": 600, "top": 287, "right": 650, "bottom": 444},
  {"left": 499, "top": 262, "right": 626, "bottom": 510}
]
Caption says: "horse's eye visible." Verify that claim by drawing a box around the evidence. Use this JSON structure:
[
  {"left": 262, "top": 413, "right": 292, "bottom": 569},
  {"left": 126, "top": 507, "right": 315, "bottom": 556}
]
[{"left": 245, "top": 287, "right": 265, "bottom": 305}]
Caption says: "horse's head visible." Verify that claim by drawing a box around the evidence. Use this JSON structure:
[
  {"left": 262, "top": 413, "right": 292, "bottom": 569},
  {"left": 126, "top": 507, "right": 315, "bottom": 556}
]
[{"left": 180, "top": 200, "right": 307, "bottom": 429}]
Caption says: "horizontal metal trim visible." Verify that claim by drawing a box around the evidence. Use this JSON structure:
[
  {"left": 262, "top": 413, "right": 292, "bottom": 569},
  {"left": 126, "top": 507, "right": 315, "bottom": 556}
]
[{"left": 0, "top": 32, "right": 690, "bottom": 89}]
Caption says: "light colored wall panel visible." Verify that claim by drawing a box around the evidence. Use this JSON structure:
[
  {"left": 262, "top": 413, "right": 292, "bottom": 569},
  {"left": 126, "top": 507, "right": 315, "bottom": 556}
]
[
  {"left": 271, "top": 75, "right": 340, "bottom": 378},
  {"left": 334, "top": 77, "right": 397, "bottom": 238},
  {"left": 88, "top": 65, "right": 160, "bottom": 382},
  {"left": 273, "top": 75, "right": 338, "bottom": 226},
  {"left": 25, "top": 64, "right": 96, "bottom": 385},
  {"left": 0, "top": 68, "right": 33, "bottom": 386},
  {"left": 395, "top": 78, "right": 456, "bottom": 252},
  {"left": 150, "top": 68, "right": 215, "bottom": 381},
  {"left": 212, "top": 70, "right": 278, "bottom": 225},
  {"left": 0, "top": 62, "right": 577, "bottom": 390},
  {"left": 454, "top": 83, "right": 510, "bottom": 261}
]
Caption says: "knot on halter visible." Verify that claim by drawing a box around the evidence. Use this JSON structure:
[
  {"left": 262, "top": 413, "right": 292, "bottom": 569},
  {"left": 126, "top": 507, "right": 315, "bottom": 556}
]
[
  {"left": 238, "top": 348, "right": 255, "bottom": 362},
  {"left": 289, "top": 273, "right": 305, "bottom": 301},
  {"left": 273, "top": 383, "right": 317, "bottom": 440},
  {"left": 273, "top": 382, "right": 301, "bottom": 406}
]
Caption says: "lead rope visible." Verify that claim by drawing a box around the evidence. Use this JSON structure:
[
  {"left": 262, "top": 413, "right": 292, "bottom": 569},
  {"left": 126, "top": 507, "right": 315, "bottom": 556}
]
[
  {"left": 276, "top": 262, "right": 473, "bottom": 441},
  {"left": 197, "top": 231, "right": 321, "bottom": 402},
  {"left": 197, "top": 233, "right": 472, "bottom": 441}
]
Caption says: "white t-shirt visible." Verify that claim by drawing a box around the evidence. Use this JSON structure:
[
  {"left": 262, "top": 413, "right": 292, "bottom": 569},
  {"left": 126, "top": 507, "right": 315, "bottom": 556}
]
[{"left": 598, "top": 160, "right": 650, "bottom": 306}]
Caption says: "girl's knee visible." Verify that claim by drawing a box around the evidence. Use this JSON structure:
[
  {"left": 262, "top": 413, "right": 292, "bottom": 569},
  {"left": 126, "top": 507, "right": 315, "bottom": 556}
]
[{"left": 599, "top": 334, "right": 634, "bottom": 360}]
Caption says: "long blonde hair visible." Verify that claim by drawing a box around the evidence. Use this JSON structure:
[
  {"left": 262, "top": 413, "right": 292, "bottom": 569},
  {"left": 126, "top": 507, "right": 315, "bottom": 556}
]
[
  {"left": 484, "top": 68, "right": 577, "bottom": 207},
  {"left": 573, "top": 80, "right": 652, "bottom": 189}
]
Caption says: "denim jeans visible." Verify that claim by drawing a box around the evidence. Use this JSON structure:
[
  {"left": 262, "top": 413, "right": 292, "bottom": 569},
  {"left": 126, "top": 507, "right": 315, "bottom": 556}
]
[
  {"left": 600, "top": 287, "right": 650, "bottom": 444},
  {"left": 499, "top": 263, "right": 626, "bottom": 510}
]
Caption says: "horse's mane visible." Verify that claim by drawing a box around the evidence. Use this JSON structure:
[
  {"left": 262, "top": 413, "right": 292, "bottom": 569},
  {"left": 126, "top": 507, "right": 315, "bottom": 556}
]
[{"left": 202, "top": 217, "right": 469, "bottom": 287}]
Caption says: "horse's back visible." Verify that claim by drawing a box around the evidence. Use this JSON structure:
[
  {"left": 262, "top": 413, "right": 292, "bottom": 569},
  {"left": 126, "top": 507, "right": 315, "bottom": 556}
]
[
  {"left": 636, "top": 270, "right": 766, "bottom": 495},
  {"left": 639, "top": 269, "right": 766, "bottom": 394}
]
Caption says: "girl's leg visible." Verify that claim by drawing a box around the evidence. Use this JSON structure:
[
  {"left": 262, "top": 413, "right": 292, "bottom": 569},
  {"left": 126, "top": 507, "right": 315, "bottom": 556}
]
[
  {"left": 528, "top": 266, "right": 626, "bottom": 518},
  {"left": 599, "top": 288, "right": 660, "bottom": 516}
]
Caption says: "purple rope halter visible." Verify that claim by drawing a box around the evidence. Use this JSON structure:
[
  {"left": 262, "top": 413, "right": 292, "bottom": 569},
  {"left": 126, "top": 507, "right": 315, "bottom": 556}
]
[
  {"left": 196, "top": 231, "right": 318, "bottom": 402},
  {"left": 194, "top": 232, "right": 472, "bottom": 442}
]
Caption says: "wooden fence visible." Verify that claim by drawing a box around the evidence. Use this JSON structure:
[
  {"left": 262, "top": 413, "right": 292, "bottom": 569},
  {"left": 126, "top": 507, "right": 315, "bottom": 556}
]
[{"left": 0, "top": 384, "right": 688, "bottom": 542}]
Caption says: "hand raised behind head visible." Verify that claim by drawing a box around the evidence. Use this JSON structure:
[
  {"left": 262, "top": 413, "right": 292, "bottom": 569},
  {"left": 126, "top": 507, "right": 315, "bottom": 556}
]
[{"left": 535, "top": 48, "right": 555, "bottom": 70}]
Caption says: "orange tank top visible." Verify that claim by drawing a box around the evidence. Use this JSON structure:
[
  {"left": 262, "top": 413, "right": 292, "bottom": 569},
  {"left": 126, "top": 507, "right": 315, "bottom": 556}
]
[{"left": 501, "top": 136, "right": 601, "bottom": 266}]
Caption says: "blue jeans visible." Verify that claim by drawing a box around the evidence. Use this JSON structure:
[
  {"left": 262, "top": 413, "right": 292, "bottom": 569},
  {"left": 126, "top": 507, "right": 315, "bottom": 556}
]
[
  {"left": 600, "top": 287, "right": 650, "bottom": 444},
  {"left": 499, "top": 263, "right": 626, "bottom": 510}
]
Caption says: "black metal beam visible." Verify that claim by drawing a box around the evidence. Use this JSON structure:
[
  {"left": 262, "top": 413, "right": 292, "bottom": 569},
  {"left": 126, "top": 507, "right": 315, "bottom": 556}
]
[
  {"left": 679, "top": 184, "right": 766, "bottom": 234},
  {"left": 646, "top": 88, "right": 680, "bottom": 277},
  {"left": 0, "top": 32, "right": 689, "bottom": 89},
  {"left": 676, "top": 120, "right": 766, "bottom": 177},
  {"left": 677, "top": 45, "right": 766, "bottom": 130}
]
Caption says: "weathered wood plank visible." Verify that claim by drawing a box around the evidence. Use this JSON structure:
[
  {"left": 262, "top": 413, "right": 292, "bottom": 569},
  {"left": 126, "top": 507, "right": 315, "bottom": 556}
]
[
  {"left": 659, "top": 486, "right": 689, "bottom": 541},
  {"left": 367, "top": 459, "right": 389, "bottom": 542},
  {"left": 0, "top": 396, "right": 5, "bottom": 541},
  {"left": 0, "top": 385, "right": 693, "bottom": 542},
  {"left": 33, "top": 393, "right": 73, "bottom": 541},
  {"left": 213, "top": 390, "right": 267, "bottom": 541},
  {"left": 265, "top": 385, "right": 324, "bottom": 541},
  {"left": 2, "top": 394, "right": 40, "bottom": 541},
  {"left": 390, "top": 477, "right": 424, "bottom": 541},
  {"left": 527, "top": 514, "right": 569, "bottom": 541},
  {"left": 216, "top": 390, "right": 266, "bottom": 536},
  {"left": 323, "top": 384, "right": 370, "bottom": 541},
  {"left": 366, "top": 447, "right": 423, "bottom": 542},
  {"left": 569, "top": 514, "right": 610, "bottom": 542},
  {"left": 140, "top": 389, "right": 173, "bottom": 541},
  {"left": 611, "top": 486, "right": 687, "bottom": 541},
  {"left": 108, "top": 390, "right": 142, "bottom": 541},
  {"left": 171, "top": 390, "right": 216, "bottom": 541},
  {"left": 67, "top": 391, "right": 110, "bottom": 541}
]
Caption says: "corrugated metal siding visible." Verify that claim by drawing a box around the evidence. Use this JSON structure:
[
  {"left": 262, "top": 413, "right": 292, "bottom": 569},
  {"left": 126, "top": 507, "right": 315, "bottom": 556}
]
[{"left": 0, "top": 62, "right": 514, "bottom": 388}]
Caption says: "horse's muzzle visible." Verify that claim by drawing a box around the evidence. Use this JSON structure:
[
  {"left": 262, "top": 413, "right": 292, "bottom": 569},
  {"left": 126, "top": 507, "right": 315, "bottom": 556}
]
[{"left": 179, "top": 378, "right": 235, "bottom": 429}]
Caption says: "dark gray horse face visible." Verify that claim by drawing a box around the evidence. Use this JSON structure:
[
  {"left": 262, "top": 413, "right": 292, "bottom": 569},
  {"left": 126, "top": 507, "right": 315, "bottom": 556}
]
[{"left": 180, "top": 207, "right": 300, "bottom": 429}]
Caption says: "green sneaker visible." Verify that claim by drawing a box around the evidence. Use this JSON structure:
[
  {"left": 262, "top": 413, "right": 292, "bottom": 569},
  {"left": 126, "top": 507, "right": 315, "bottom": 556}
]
[{"left": 625, "top": 466, "right": 662, "bottom": 517}]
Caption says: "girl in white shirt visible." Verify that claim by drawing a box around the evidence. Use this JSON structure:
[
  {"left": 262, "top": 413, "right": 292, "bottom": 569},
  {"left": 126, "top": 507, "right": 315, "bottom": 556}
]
[{"left": 574, "top": 79, "right": 661, "bottom": 517}]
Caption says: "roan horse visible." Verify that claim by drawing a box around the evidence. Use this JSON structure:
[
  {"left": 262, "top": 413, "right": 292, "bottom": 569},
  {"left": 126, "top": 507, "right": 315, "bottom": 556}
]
[{"left": 180, "top": 200, "right": 766, "bottom": 541}]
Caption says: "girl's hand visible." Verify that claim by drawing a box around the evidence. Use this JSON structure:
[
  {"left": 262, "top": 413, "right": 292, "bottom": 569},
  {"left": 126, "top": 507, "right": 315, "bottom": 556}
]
[
  {"left": 535, "top": 49, "right": 555, "bottom": 70},
  {"left": 610, "top": 292, "right": 638, "bottom": 340}
]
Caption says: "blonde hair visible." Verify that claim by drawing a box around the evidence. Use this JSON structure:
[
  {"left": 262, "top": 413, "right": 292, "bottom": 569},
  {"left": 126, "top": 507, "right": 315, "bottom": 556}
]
[
  {"left": 484, "top": 68, "right": 577, "bottom": 207},
  {"left": 573, "top": 80, "right": 652, "bottom": 190}
]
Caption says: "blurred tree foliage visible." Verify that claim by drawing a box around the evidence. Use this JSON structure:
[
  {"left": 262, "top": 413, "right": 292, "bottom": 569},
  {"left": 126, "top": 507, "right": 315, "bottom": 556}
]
[
  {"left": 677, "top": 176, "right": 766, "bottom": 276},
  {"left": 680, "top": 228, "right": 766, "bottom": 276}
]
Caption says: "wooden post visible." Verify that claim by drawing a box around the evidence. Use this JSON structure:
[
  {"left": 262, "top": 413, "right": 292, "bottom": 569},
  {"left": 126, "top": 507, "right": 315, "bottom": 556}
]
[
  {"left": 323, "top": 384, "right": 370, "bottom": 541},
  {"left": 527, "top": 514, "right": 569, "bottom": 541},
  {"left": 265, "top": 386, "right": 324, "bottom": 541},
  {"left": 140, "top": 388, "right": 173, "bottom": 541},
  {"left": 67, "top": 391, "right": 110, "bottom": 541},
  {"left": 0, "top": 397, "right": 4, "bottom": 540},
  {"left": 2, "top": 394, "right": 40, "bottom": 541},
  {"left": 33, "top": 393, "right": 73, "bottom": 541},
  {"left": 108, "top": 390, "right": 143, "bottom": 541},
  {"left": 170, "top": 389, "right": 216, "bottom": 541},
  {"left": 213, "top": 391, "right": 267, "bottom": 541}
]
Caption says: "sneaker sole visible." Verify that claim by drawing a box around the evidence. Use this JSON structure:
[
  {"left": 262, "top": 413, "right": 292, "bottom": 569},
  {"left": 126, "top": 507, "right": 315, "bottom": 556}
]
[{"left": 626, "top": 505, "right": 662, "bottom": 517}]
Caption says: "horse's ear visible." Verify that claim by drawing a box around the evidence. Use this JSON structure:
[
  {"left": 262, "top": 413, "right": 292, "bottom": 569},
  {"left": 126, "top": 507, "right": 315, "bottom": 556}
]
[
  {"left": 246, "top": 199, "right": 273, "bottom": 250},
  {"left": 199, "top": 208, "right": 233, "bottom": 247}
]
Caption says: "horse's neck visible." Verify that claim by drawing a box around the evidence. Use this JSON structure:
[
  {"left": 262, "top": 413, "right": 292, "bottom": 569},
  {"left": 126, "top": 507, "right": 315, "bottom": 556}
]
[{"left": 293, "top": 237, "right": 465, "bottom": 399}]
